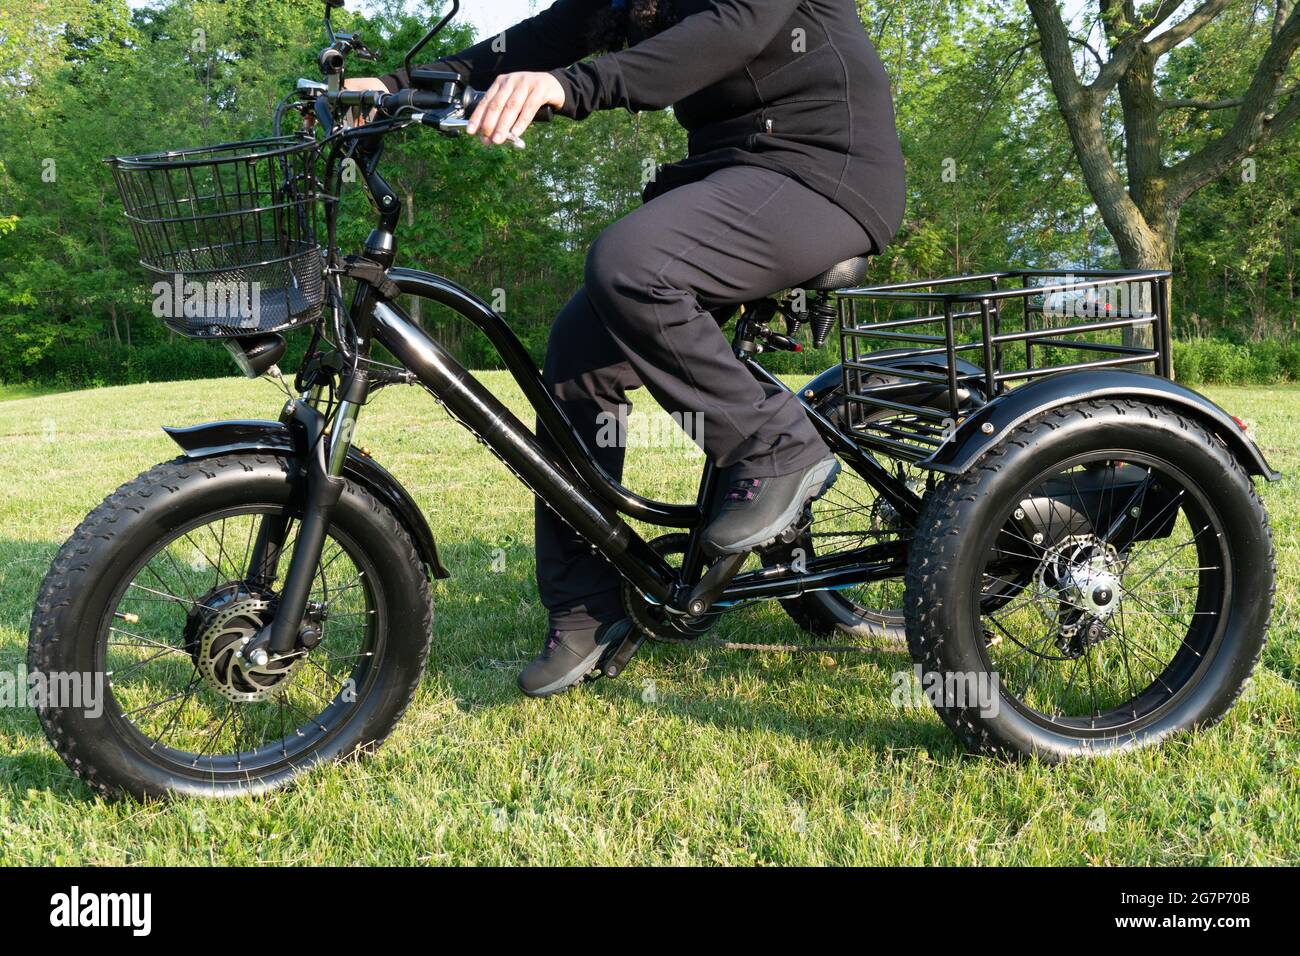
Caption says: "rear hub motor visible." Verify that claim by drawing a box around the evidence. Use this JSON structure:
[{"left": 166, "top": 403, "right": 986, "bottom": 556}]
[{"left": 1034, "top": 536, "right": 1124, "bottom": 658}]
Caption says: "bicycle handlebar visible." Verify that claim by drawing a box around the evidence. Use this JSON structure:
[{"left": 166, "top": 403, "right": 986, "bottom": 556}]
[{"left": 327, "top": 87, "right": 554, "bottom": 130}]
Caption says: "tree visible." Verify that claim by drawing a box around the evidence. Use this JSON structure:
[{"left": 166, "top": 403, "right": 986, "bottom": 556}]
[{"left": 1025, "top": 1, "right": 1300, "bottom": 305}]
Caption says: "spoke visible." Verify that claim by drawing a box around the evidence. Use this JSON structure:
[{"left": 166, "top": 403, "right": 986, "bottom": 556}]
[
  {"left": 1125, "top": 526, "right": 1214, "bottom": 593},
  {"left": 151, "top": 676, "right": 202, "bottom": 749},
  {"left": 986, "top": 613, "right": 1071, "bottom": 662},
  {"left": 304, "top": 656, "right": 348, "bottom": 696},
  {"left": 1081, "top": 641, "right": 1101, "bottom": 721},
  {"left": 1113, "top": 599, "right": 1141, "bottom": 718},
  {"left": 134, "top": 570, "right": 196, "bottom": 613},
  {"left": 1121, "top": 591, "right": 1205, "bottom": 658},
  {"left": 1054, "top": 656, "right": 1085, "bottom": 719},
  {"left": 282, "top": 699, "right": 329, "bottom": 733},
  {"left": 192, "top": 707, "right": 234, "bottom": 764},
  {"left": 108, "top": 627, "right": 183, "bottom": 653},
  {"left": 1119, "top": 490, "right": 1190, "bottom": 571},
  {"left": 124, "top": 684, "right": 200, "bottom": 720},
  {"left": 205, "top": 518, "right": 230, "bottom": 588},
  {"left": 107, "top": 646, "right": 185, "bottom": 681},
  {"left": 241, "top": 515, "right": 258, "bottom": 582},
  {"left": 1102, "top": 466, "right": 1152, "bottom": 544}
]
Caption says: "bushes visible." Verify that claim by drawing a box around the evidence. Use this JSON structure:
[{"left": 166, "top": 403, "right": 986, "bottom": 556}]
[
  {"left": 1172, "top": 338, "right": 1300, "bottom": 387},
  {"left": 5, "top": 333, "right": 1298, "bottom": 392},
  {"left": 8, "top": 337, "right": 313, "bottom": 390}
]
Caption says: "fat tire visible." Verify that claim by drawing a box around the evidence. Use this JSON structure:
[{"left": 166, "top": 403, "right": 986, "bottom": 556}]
[
  {"left": 903, "top": 399, "right": 1274, "bottom": 760},
  {"left": 27, "top": 454, "right": 433, "bottom": 799}
]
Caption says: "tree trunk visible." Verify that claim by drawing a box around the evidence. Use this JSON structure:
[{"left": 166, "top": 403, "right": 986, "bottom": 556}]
[{"left": 1112, "top": 207, "right": 1175, "bottom": 368}]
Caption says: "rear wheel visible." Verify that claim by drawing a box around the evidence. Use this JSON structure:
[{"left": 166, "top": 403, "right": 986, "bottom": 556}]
[
  {"left": 904, "top": 400, "right": 1274, "bottom": 759},
  {"left": 28, "top": 454, "right": 433, "bottom": 799}
]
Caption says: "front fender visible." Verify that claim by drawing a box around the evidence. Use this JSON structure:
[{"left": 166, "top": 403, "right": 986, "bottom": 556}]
[
  {"left": 924, "top": 369, "right": 1279, "bottom": 480},
  {"left": 162, "top": 419, "right": 451, "bottom": 579}
]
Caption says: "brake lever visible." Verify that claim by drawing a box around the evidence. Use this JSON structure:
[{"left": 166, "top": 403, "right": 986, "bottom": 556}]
[{"left": 419, "top": 109, "right": 529, "bottom": 149}]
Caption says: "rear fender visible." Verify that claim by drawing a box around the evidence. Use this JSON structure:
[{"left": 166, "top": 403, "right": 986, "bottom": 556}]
[{"left": 924, "top": 369, "right": 1278, "bottom": 480}]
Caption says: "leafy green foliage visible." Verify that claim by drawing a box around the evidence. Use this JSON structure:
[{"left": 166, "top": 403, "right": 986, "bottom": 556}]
[{"left": 0, "top": 0, "right": 1294, "bottom": 387}]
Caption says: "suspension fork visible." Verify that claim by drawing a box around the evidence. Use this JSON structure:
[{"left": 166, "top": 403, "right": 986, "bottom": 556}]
[
  {"left": 251, "top": 329, "right": 374, "bottom": 659},
  {"left": 265, "top": 376, "right": 365, "bottom": 657}
]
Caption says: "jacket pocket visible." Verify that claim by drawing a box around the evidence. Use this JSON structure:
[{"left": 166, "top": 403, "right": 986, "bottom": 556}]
[{"left": 750, "top": 41, "right": 841, "bottom": 102}]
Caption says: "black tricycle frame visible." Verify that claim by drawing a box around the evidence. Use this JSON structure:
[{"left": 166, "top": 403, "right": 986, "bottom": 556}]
[{"left": 160, "top": 4, "right": 1277, "bottom": 665}]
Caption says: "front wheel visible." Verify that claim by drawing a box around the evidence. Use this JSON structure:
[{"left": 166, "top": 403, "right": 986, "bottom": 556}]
[
  {"left": 904, "top": 400, "right": 1274, "bottom": 760},
  {"left": 28, "top": 454, "right": 433, "bottom": 799}
]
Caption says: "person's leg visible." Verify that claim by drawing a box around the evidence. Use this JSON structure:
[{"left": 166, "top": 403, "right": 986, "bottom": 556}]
[
  {"left": 533, "top": 287, "right": 640, "bottom": 633},
  {"left": 520, "top": 287, "right": 642, "bottom": 697},
  {"left": 522, "top": 165, "right": 873, "bottom": 696},
  {"left": 532, "top": 293, "right": 750, "bottom": 635},
  {"left": 583, "top": 165, "right": 871, "bottom": 478}
]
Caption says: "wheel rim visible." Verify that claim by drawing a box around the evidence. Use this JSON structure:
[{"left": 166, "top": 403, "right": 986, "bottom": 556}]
[
  {"left": 98, "top": 506, "right": 382, "bottom": 777},
  {"left": 798, "top": 458, "right": 921, "bottom": 621},
  {"left": 976, "top": 452, "right": 1230, "bottom": 735}
]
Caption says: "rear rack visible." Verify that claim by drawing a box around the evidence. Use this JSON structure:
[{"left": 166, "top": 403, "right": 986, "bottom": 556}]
[{"left": 837, "top": 269, "right": 1173, "bottom": 465}]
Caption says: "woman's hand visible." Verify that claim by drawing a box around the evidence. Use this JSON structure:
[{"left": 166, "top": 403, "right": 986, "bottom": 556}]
[
  {"left": 466, "top": 72, "right": 565, "bottom": 146},
  {"left": 343, "top": 77, "right": 390, "bottom": 124}
]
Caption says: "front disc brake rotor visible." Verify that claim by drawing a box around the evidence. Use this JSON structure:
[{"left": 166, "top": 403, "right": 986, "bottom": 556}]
[{"left": 196, "top": 597, "right": 304, "bottom": 703}]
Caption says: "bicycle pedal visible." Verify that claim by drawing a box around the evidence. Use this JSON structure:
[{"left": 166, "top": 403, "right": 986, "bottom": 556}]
[{"left": 773, "top": 508, "right": 814, "bottom": 547}]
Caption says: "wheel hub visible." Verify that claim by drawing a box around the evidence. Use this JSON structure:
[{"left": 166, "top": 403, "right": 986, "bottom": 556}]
[
  {"left": 1035, "top": 536, "right": 1124, "bottom": 657},
  {"left": 186, "top": 588, "right": 304, "bottom": 703}
]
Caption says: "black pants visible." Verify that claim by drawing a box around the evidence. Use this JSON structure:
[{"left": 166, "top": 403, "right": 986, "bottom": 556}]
[{"left": 536, "top": 165, "right": 872, "bottom": 631}]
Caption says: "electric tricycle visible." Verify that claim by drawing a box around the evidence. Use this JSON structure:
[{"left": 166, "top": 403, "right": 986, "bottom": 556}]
[{"left": 29, "top": 1, "right": 1278, "bottom": 799}]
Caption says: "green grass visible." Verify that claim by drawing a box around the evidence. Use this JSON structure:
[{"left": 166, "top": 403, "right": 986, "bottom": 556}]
[
  {"left": 0, "top": 383, "right": 61, "bottom": 403},
  {"left": 0, "top": 374, "right": 1296, "bottom": 865}
]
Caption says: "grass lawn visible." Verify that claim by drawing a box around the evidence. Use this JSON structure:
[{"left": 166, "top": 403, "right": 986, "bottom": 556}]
[
  {"left": 0, "top": 383, "right": 61, "bottom": 403},
  {"left": 0, "top": 372, "right": 1296, "bottom": 865}
]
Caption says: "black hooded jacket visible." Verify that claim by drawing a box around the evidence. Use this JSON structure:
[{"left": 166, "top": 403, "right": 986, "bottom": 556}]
[{"left": 382, "top": 0, "right": 906, "bottom": 253}]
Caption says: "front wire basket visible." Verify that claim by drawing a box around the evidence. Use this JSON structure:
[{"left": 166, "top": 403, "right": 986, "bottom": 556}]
[
  {"left": 838, "top": 269, "right": 1174, "bottom": 465},
  {"left": 107, "top": 136, "right": 326, "bottom": 339}
]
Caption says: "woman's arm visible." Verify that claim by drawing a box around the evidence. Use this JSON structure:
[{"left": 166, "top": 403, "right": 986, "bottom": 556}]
[
  {"left": 552, "top": 0, "right": 802, "bottom": 118},
  {"left": 380, "top": 0, "right": 608, "bottom": 92}
]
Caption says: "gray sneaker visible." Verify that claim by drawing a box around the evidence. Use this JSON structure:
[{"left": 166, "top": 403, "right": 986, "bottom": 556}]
[
  {"left": 517, "top": 619, "right": 633, "bottom": 698},
  {"left": 702, "top": 456, "right": 841, "bottom": 556}
]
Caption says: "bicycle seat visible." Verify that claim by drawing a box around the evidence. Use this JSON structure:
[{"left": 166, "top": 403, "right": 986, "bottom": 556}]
[{"left": 798, "top": 255, "right": 872, "bottom": 293}]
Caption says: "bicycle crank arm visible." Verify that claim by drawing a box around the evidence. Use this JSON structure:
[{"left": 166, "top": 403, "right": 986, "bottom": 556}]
[
  {"left": 599, "top": 630, "right": 647, "bottom": 680},
  {"left": 682, "top": 551, "right": 749, "bottom": 617}
]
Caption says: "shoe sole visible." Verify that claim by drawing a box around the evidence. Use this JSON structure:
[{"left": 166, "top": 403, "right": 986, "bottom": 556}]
[
  {"left": 516, "top": 624, "right": 631, "bottom": 699},
  {"left": 705, "top": 458, "right": 842, "bottom": 556}
]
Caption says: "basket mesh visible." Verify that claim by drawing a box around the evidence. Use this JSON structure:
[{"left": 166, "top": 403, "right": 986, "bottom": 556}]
[{"left": 108, "top": 137, "right": 324, "bottom": 339}]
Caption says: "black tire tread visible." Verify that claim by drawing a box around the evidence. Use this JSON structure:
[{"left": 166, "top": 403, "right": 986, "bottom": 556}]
[
  {"left": 27, "top": 454, "right": 433, "bottom": 799},
  {"left": 903, "top": 399, "right": 1275, "bottom": 760}
]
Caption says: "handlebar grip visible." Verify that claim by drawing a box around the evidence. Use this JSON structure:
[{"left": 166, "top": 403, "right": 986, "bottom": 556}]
[{"left": 463, "top": 88, "right": 555, "bottom": 123}]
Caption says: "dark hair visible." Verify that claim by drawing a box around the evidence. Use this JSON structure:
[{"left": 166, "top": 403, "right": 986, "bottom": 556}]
[{"left": 588, "top": 1, "right": 679, "bottom": 52}]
